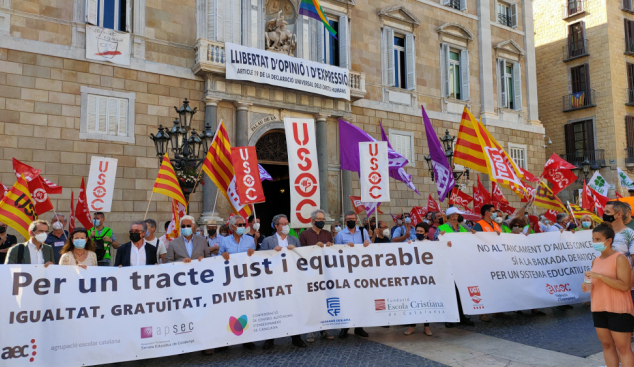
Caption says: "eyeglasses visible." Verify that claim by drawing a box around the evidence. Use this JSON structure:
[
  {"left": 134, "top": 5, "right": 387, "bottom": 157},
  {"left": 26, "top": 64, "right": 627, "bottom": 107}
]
[
  {"left": 235, "top": 223, "right": 246, "bottom": 227},
  {"left": 182, "top": 224, "right": 192, "bottom": 228}
]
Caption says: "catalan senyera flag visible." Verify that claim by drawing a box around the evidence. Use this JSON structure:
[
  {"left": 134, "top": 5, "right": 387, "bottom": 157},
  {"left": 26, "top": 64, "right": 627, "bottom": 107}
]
[
  {"left": 570, "top": 91, "right": 585, "bottom": 108},
  {"left": 534, "top": 181, "right": 566, "bottom": 212},
  {"left": 152, "top": 154, "right": 187, "bottom": 209},
  {"left": 0, "top": 175, "right": 38, "bottom": 239},
  {"left": 202, "top": 121, "right": 252, "bottom": 218},
  {"left": 569, "top": 203, "right": 602, "bottom": 223},
  {"left": 166, "top": 199, "right": 186, "bottom": 241},
  {"left": 455, "top": 107, "right": 526, "bottom": 198}
]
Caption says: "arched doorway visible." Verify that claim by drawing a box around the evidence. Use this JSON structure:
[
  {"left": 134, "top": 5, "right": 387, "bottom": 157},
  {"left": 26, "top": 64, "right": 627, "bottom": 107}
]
[{"left": 255, "top": 130, "right": 290, "bottom": 236}]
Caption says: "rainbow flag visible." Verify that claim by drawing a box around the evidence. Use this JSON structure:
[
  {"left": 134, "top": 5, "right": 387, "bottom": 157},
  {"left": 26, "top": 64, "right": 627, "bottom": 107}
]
[
  {"left": 299, "top": 0, "right": 337, "bottom": 38},
  {"left": 571, "top": 91, "right": 585, "bottom": 108},
  {"left": 152, "top": 154, "right": 188, "bottom": 209}
]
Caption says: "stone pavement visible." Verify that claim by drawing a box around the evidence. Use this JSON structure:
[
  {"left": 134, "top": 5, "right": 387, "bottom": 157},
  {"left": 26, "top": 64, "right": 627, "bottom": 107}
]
[{"left": 97, "top": 305, "right": 616, "bottom": 367}]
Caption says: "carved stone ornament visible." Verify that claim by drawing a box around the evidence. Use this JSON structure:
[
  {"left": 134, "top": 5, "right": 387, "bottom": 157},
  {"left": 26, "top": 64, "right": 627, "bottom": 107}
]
[{"left": 265, "top": 0, "right": 297, "bottom": 55}]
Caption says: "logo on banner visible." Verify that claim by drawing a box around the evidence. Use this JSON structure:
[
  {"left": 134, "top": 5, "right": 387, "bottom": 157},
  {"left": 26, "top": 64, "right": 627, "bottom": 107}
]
[
  {"left": 326, "top": 297, "right": 341, "bottom": 316},
  {"left": 91, "top": 160, "right": 110, "bottom": 211},
  {"left": 545, "top": 283, "right": 571, "bottom": 294},
  {"left": 290, "top": 121, "right": 319, "bottom": 224},
  {"left": 227, "top": 315, "right": 249, "bottom": 336},
  {"left": 374, "top": 299, "right": 386, "bottom": 311},
  {"left": 432, "top": 161, "right": 452, "bottom": 193},
  {"left": 140, "top": 327, "right": 153, "bottom": 339},
  {"left": 1, "top": 339, "right": 36, "bottom": 362},
  {"left": 367, "top": 143, "right": 383, "bottom": 199},
  {"left": 31, "top": 188, "right": 47, "bottom": 203},
  {"left": 468, "top": 286, "right": 483, "bottom": 308}
]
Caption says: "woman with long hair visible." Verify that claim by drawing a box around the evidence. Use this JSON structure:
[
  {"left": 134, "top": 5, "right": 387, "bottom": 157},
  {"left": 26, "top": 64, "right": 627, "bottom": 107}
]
[{"left": 59, "top": 228, "right": 98, "bottom": 268}]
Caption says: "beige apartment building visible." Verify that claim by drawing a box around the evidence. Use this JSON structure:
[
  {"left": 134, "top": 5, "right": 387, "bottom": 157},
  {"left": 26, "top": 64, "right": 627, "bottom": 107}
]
[
  {"left": 0, "top": 0, "right": 545, "bottom": 240},
  {"left": 535, "top": 0, "right": 634, "bottom": 201}
]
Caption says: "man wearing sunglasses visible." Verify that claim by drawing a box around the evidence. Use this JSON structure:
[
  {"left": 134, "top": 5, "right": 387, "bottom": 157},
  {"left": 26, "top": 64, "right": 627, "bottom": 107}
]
[
  {"left": 219, "top": 215, "right": 256, "bottom": 260},
  {"left": 166, "top": 215, "right": 210, "bottom": 263}
]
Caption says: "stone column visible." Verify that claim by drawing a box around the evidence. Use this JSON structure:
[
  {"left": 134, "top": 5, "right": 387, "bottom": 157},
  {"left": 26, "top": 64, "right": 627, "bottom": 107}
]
[
  {"left": 477, "top": 0, "right": 496, "bottom": 122},
  {"left": 199, "top": 95, "right": 223, "bottom": 224},
  {"left": 523, "top": 0, "right": 541, "bottom": 126},
  {"left": 234, "top": 102, "right": 252, "bottom": 147},
  {"left": 342, "top": 169, "right": 352, "bottom": 221},
  {"left": 315, "top": 114, "right": 334, "bottom": 223}
]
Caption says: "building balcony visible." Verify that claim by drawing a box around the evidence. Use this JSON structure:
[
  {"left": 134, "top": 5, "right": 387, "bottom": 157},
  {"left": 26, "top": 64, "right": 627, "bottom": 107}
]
[
  {"left": 498, "top": 13, "right": 513, "bottom": 28},
  {"left": 626, "top": 39, "right": 634, "bottom": 55},
  {"left": 627, "top": 147, "right": 634, "bottom": 164},
  {"left": 562, "top": 89, "right": 595, "bottom": 111},
  {"left": 627, "top": 88, "right": 634, "bottom": 106},
  {"left": 563, "top": 0, "right": 585, "bottom": 19},
  {"left": 561, "top": 149, "right": 605, "bottom": 167},
  {"left": 192, "top": 39, "right": 367, "bottom": 101},
  {"left": 563, "top": 38, "right": 588, "bottom": 61},
  {"left": 624, "top": 0, "right": 634, "bottom": 13},
  {"left": 447, "top": 0, "right": 461, "bottom": 10}
]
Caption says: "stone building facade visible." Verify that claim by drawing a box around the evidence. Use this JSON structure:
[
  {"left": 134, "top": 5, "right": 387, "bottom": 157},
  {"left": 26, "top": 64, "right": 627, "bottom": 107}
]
[
  {"left": 534, "top": 0, "right": 634, "bottom": 201},
  {"left": 0, "top": 0, "right": 545, "bottom": 241}
]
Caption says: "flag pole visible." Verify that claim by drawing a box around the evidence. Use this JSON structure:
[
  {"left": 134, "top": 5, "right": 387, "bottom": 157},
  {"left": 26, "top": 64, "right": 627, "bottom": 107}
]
[
  {"left": 189, "top": 166, "right": 205, "bottom": 200},
  {"left": 211, "top": 190, "right": 219, "bottom": 218},
  {"left": 392, "top": 177, "right": 404, "bottom": 215},
  {"left": 143, "top": 191, "right": 154, "bottom": 220}
]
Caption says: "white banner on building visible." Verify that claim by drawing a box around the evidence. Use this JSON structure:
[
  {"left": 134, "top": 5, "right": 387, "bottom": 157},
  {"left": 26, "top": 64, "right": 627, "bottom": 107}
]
[
  {"left": 443, "top": 231, "right": 593, "bottom": 315},
  {"left": 225, "top": 43, "right": 350, "bottom": 100},
  {"left": 86, "top": 156, "right": 118, "bottom": 212},
  {"left": 86, "top": 25, "right": 131, "bottom": 66},
  {"left": 1, "top": 244, "right": 459, "bottom": 366},
  {"left": 284, "top": 118, "right": 320, "bottom": 228},
  {"left": 359, "top": 141, "right": 390, "bottom": 203}
]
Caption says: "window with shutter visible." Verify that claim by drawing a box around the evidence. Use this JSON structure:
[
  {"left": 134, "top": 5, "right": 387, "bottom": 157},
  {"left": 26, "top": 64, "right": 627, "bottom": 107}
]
[
  {"left": 628, "top": 63, "right": 634, "bottom": 104},
  {"left": 80, "top": 87, "right": 135, "bottom": 144},
  {"left": 448, "top": 50, "right": 461, "bottom": 99},
  {"left": 626, "top": 116, "right": 634, "bottom": 150},
  {"left": 323, "top": 19, "right": 339, "bottom": 66},
  {"left": 441, "top": 44, "right": 450, "bottom": 98},
  {"left": 389, "top": 130, "right": 414, "bottom": 164},
  {"left": 499, "top": 59, "right": 506, "bottom": 108},
  {"left": 95, "top": 0, "right": 129, "bottom": 31},
  {"left": 460, "top": 49, "right": 469, "bottom": 101},
  {"left": 508, "top": 144, "right": 526, "bottom": 169},
  {"left": 405, "top": 34, "right": 415, "bottom": 90},
  {"left": 317, "top": 21, "right": 325, "bottom": 63},
  {"left": 626, "top": 19, "right": 634, "bottom": 53},
  {"left": 338, "top": 15, "right": 348, "bottom": 69},
  {"left": 393, "top": 35, "right": 406, "bottom": 89},
  {"left": 510, "top": 3, "right": 517, "bottom": 28},
  {"left": 512, "top": 62, "right": 522, "bottom": 111},
  {"left": 568, "top": 22, "right": 586, "bottom": 58},
  {"left": 386, "top": 28, "right": 395, "bottom": 86},
  {"left": 460, "top": 0, "right": 467, "bottom": 11}
]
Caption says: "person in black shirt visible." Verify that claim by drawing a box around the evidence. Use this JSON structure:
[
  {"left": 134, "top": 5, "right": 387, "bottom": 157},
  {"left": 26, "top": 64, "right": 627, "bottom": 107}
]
[
  {"left": 374, "top": 221, "right": 392, "bottom": 243},
  {"left": 0, "top": 221, "right": 19, "bottom": 264}
]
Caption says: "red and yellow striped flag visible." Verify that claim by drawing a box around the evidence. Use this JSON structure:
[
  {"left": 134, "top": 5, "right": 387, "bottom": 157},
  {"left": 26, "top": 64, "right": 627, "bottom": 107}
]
[
  {"left": 202, "top": 121, "right": 252, "bottom": 218},
  {"left": 454, "top": 107, "right": 488, "bottom": 174},
  {"left": 569, "top": 203, "right": 602, "bottom": 223},
  {"left": 152, "top": 154, "right": 187, "bottom": 209},
  {"left": 534, "top": 181, "right": 566, "bottom": 212},
  {"left": 0, "top": 175, "right": 38, "bottom": 239}
]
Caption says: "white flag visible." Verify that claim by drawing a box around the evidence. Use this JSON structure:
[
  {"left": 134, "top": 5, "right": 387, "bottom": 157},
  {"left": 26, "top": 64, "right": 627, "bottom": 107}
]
[
  {"left": 86, "top": 156, "right": 118, "bottom": 212},
  {"left": 618, "top": 167, "right": 634, "bottom": 190},
  {"left": 588, "top": 171, "right": 609, "bottom": 196},
  {"left": 359, "top": 141, "right": 390, "bottom": 203}
]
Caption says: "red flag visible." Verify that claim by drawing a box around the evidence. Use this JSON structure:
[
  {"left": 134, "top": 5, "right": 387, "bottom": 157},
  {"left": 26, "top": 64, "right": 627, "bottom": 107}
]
[
  {"left": 69, "top": 191, "right": 76, "bottom": 234},
  {"left": 582, "top": 179, "right": 594, "bottom": 211},
  {"left": 544, "top": 153, "right": 577, "bottom": 170},
  {"left": 0, "top": 182, "right": 8, "bottom": 199},
  {"left": 449, "top": 187, "right": 473, "bottom": 208},
  {"left": 520, "top": 168, "right": 539, "bottom": 183},
  {"left": 528, "top": 215, "right": 543, "bottom": 233},
  {"left": 231, "top": 146, "right": 265, "bottom": 205},
  {"left": 497, "top": 203, "right": 516, "bottom": 216},
  {"left": 544, "top": 209, "right": 558, "bottom": 222},
  {"left": 521, "top": 183, "right": 535, "bottom": 203},
  {"left": 427, "top": 194, "right": 441, "bottom": 213},
  {"left": 12, "top": 158, "right": 61, "bottom": 214},
  {"left": 542, "top": 154, "right": 577, "bottom": 195},
  {"left": 473, "top": 176, "right": 491, "bottom": 213},
  {"left": 589, "top": 186, "right": 609, "bottom": 216},
  {"left": 75, "top": 177, "right": 93, "bottom": 230},
  {"left": 350, "top": 196, "right": 365, "bottom": 215},
  {"left": 410, "top": 206, "right": 428, "bottom": 226},
  {"left": 491, "top": 182, "right": 509, "bottom": 205}
]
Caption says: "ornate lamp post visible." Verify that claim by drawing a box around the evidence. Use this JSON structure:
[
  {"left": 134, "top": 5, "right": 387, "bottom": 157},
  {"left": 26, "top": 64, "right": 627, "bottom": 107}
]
[
  {"left": 150, "top": 98, "right": 214, "bottom": 203},
  {"left": 574, "top": 158, "right": 592, "bottom": 184},
  {"left": 425, "top": 129, "right": 470, "bottom": 184}
]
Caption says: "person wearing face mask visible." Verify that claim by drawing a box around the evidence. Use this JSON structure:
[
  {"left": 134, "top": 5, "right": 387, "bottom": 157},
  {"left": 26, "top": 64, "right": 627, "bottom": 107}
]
[
  {"left": 166, "top": 216, "right": 210, "bottom": 263},
  {"left": 144, "top": 219, "right": 167, "bottom": 264},
  {"left": 4, "top": 220, "right": 54, "bottom": 266},
  {"left": 404, "top": 223, "right": 434, "bottom": 336},
  {"left": 393, "top": 212, "right": 416, "bottom": 242},
  {"left": 620, "top": 204, "right": 634, "bottom": 232},
  {"left": 583, "top": 224, "right": 634, "bottom": 367},
  {"left": 427, "top": 212, "right": 445, "bottom": 241},
  {"left": 88, "top": 212, "right": 119, "bottom": 266},
  {"left": 331, "top": 222, "right": 342, "bottom": 238},
  {"left": 473, "top": 204, "right": 502, "bottom": 234},
  {"left": 577, "top": 214, "right": 595, "bottom": 231},
  {"left": 547, "top": 213, "right": 569, "bottom": 232},
  {"left": 245, "top": 215, "right": 265, "bottom": 250},
  {"left": 218, "top": 216, "right": 256, "bottom": 260},
  {"left": 46, "top": 213, "right": 69, "bottom": 264},
  {"left": 114, "top": 221, "right": 158, "bottom": 267},
  {"left": 0, "top": 220, "right": 18, "bottom": 264},
  {"left": 158, "top": 221, "right": 172, "bottom": 252},
  {"left": 602, "top": 202, "right": 634, "bottom": 269},
  {"left": 260, "top": 214, "right": 300, "bottom": 252},
  {"left": 391, "top": 215, "right": 403, "bottom": 237},
  {"left": 300, "top": 209, "right": 334, "bottom": 248},
  {"left": 493, "top": 210, "right": 511, "bottom": 233},
  {"left": 59, "top": 228, "right": 97, "bottom": 267},
  {"left": 373, "top": 221, "right": 392, "bottom": 243},
  {"left": 205, "top": 219, "right": 223, "bottom": 256}
]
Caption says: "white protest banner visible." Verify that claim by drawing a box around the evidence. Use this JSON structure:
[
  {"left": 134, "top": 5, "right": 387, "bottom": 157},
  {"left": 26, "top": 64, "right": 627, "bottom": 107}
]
[
  {"left": 285, "top": 118, "right": 320, "bottom": 228},
  {"left": 2, "top": 243, "right": 458, "bottom": 366},
  {"left": 359, "top": 141, "right": 390, "bottom": 203},
  {"left": 225, "top": 43, "right": 350, "bottom": 100},
  {"left": 86, "top": 25, "right": 131, "bottom": 66},
  {"left": 444, "top": 231, "right": 593, "bottom": 315},
  {"left": 86, "top": 156, "right": 118, "bottom": 212}
]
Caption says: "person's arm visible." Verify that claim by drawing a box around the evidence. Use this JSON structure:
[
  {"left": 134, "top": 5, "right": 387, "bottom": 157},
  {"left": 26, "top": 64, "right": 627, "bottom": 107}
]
[
  {"left": 514, "top": 204, "right": 528, "bottom": 219},
  {"left": 428, "top": 227, "right": 436, "bottom": 240},
  {"left": 586, "top": 255, "right": 632, "bottom": 291},
  {"left": 473, "top": 223, "right": 483, "bottom": 232},
  {"left": 165, "top": 244, "right": 175, "bottom": 263},
  {"left": 114, "top": 245, "right": 123, "bottom": 267},
  {"left": 334, "top": 233, "right": 342, "bottom": 245},
  {"left": 393, "top": 228, "right": 408, "bottom": 242},
  {"left": 299, "top": 232, "right": 307, "bottom": 247}
]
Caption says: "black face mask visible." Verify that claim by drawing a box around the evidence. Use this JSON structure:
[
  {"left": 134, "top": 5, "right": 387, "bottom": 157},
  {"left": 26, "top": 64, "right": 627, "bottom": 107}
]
[
  {"left": 314, "top": 221, "right": 325, "bottom": 229},
  {"left": 346, "top": 220, "right": 356, "bottom": 229},
  {"left": 602, "top": 213, "right": 616, "bottom": 223},
  {"left": 415, "top": 233, "right": 426, "bottom": 241},
  {"left": 129, "top": 232, "right": 143, "bottom": 243},
  {"left": 370, "top": 225, "right": 376, "bottom": 230},
  {"left": 208, "top": 229, "right": 216, "bottom": 237},
  {"left": 457, "top": 215, "right": 464, "bottom": 223},
  {"left": 438, "top": 218, "right": 444, "bottom": 225},
  {"left": 0, "top": 226, "right": 6, "bottom": 234}
]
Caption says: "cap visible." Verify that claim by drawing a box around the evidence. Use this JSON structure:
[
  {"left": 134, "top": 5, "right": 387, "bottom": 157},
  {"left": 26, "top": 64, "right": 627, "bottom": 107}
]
[
  {"left": 446, "top": 207, "right": 464, "bottom": 216},
  {"left": 206, "top": 219, "right": 217, "bottom": 225}
]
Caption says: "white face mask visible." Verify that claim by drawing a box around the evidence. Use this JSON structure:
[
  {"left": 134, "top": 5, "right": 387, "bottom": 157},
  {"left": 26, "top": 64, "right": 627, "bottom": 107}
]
[
  {"left": 334, "top": 226, "right": 341, "bottom": 232},
  {"left": 253, "top": 223, "right": 260, "bottom": 231},
  {"left": 494, "top": 217, "right": 503, "bottom": 224},
  {"left": 281, "top": 225, "right": 290, "bottom": 235},
  {"left": 52, "top": 221, "right": 64, "bottom": 230},
  {"left": 382, "top": 229, "right": 390, "bottom": 237},
  {"left": 34, "top": 232, "right": 48, "bottom": 243}
]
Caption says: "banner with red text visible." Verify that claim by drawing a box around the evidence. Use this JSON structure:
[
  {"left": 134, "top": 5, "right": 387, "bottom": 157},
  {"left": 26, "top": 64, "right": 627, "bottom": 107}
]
[
  {"left": 1, "top": 243, "right": 459, "bottom": 366},
  {"left": 284, "top": 118, "right": 320, "bottom": 228},
  {"left": 359, "top": 141, "right": 390, "bottom": 203},
  {"left": 231, "top": 146, "right": 265, "bottom": 205},
  {"left": 86, "top": 157, "right": 118, "bottom": 212},
  {"left": 443, "top": 231, "right": 592, "bottom": 315}
]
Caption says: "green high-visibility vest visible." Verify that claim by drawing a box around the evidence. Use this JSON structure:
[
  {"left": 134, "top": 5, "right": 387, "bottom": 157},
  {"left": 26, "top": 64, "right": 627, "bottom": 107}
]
[{"left": 437, "top": 223, "right": 468, "bottom": 233}]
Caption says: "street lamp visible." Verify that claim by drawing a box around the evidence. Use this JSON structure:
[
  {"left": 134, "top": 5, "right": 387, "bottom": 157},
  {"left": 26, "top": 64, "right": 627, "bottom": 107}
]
[
  {"left": 149, "top": 125, "right": 170, "bottom": 157},
  {"left": 425, "top": 129, "right": 470, "bottom": 183}
]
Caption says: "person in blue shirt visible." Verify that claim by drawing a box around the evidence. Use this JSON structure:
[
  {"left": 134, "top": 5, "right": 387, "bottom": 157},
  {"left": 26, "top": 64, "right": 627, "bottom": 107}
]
[
  {"left": 205, "top": 219, "right": 223, "bottom": 256},
  {"left": 392, "top": 212, "right": 416, "bottom": 242},
  {"left": 218, "top": 216, "right": 255, "bottom": 260},
  {"left": 335, "top": 211, "right": 371, "bottom": 339}
]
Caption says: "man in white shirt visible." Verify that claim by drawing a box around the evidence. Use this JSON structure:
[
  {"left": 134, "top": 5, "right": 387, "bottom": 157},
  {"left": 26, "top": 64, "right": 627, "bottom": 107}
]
[
  {"left": 144, "top": 219, "right": 166, "bottom": 263},
  {"left": 5, "top": 220, "right": 54, "bottom": 266},
  {"left": 115, "top": 221, "right": 158, "bottom": 267}
]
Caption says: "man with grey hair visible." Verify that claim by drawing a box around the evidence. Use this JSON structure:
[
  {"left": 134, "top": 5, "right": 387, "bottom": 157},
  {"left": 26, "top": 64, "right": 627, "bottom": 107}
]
[
  {"left": 144, "top": 219, "right": 167, "bottom": 264},
  {"left": 46, "top": 213, "right": 69, "bottom": 264},
  {"left": 218, "top": 215, "right": 256, "bottom": 260},
  {"left": 299, "top": 209, "right": 333, "bottom": 248},
  {"left": 115, "top": 221, "right": 157, "bottom": 267},
  {"left": 260, "top": 214, "right": 300, "bottom": 251},
  {"left": 5, "top": 220, "right": 54, "bottom": 266},
  {"left": 547, "top": 213, "right": 569, "bottom": 232},
  {"left": 166, "top": 215, "right": 209, "bottom": 263},
  {"left": 603, "top": 201, "right": 634, "bottom": 268}
]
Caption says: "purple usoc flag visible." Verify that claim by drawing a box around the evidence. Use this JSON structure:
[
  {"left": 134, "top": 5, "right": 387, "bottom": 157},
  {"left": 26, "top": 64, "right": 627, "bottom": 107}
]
[{"left": 422, "top": 105, "right": 455, "bottom": 201}]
